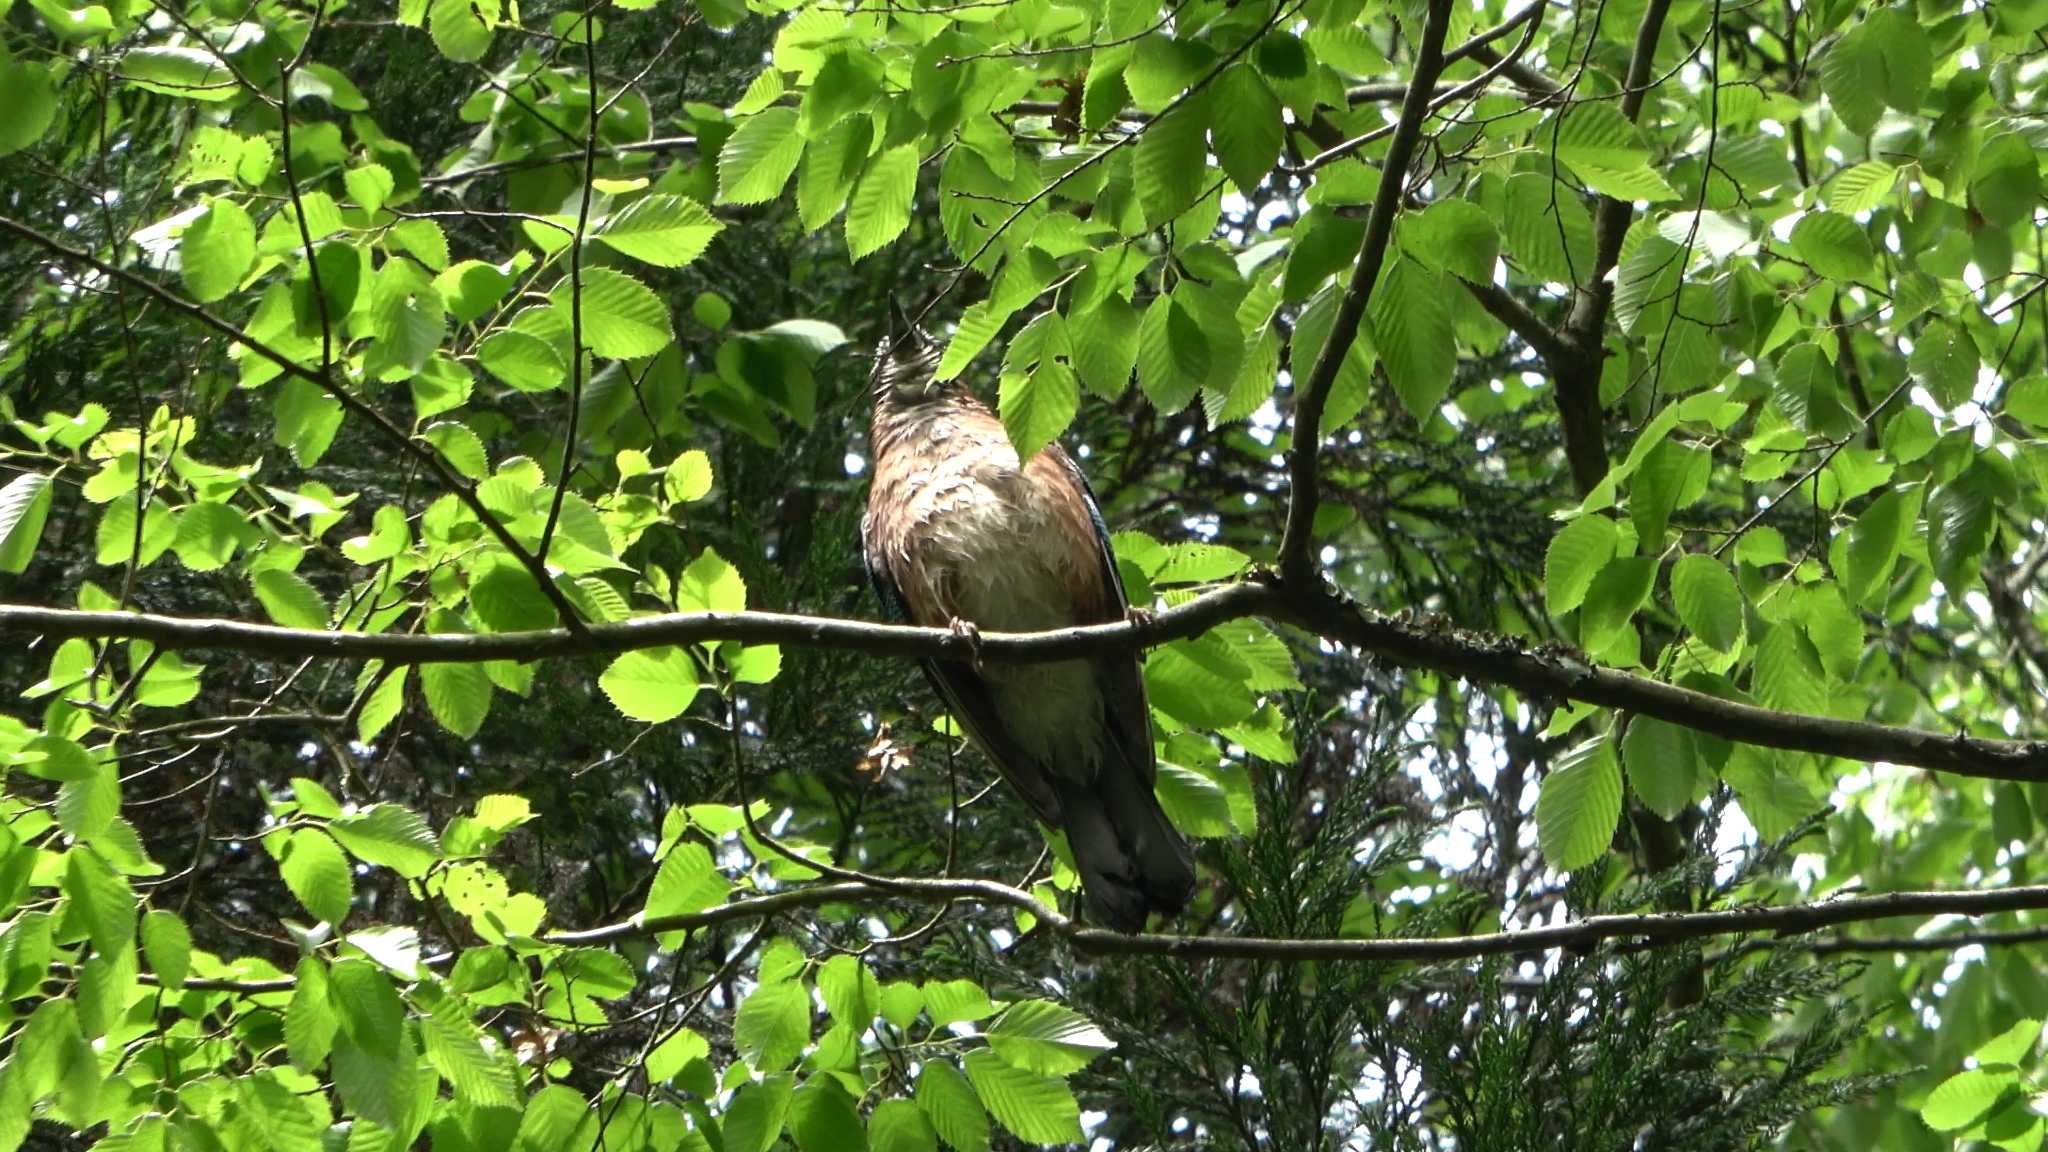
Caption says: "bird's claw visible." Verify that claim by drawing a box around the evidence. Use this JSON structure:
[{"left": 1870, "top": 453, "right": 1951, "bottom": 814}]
[{"left": 948, "top": 617, "right": 985, "bottom": 673}]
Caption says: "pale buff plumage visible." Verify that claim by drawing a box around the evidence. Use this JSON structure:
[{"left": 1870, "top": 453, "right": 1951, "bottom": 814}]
[{"left": 860, "top": 313, "right": 1196, "bottom": 932}]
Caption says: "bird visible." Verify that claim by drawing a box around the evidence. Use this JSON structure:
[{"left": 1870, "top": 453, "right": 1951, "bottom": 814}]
[{"left": 860, "top": 302, "right": 1197, "bottom": 933}]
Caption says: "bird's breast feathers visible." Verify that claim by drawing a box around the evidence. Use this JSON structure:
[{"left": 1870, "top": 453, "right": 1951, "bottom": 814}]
[{"left": 867, "top": 410, "right": 1112, "bottom": 635}]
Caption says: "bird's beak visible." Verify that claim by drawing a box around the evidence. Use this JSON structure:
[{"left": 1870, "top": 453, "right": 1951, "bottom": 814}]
[{"left": 887, "top": 299, "right": 911, "bottom": 348}]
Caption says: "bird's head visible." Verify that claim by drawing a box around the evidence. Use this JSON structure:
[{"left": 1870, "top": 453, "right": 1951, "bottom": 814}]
[{"left": 870, "top": 299, "right": 949, "bottom": 407}]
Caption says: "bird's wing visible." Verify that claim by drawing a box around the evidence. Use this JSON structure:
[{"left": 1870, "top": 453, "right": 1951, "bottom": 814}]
[
  {"left": 1038, "top": 446, "right": 1157, "bottom": 786},
  {"left": 861, "top": 519, "right": 1065, "bottom": 825}
]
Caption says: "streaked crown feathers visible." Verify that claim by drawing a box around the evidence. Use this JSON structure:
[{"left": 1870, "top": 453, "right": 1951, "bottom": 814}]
[{"left": 871, "top": 299, "right": 943, "bottom": 398}]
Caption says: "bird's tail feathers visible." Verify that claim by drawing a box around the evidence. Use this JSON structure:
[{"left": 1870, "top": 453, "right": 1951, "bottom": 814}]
[{"left": 1056, "top": 767, "right": 1196, "bottom": 933}]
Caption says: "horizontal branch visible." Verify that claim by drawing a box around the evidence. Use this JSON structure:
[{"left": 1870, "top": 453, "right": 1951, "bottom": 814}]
[
  {"left": 1287, "top": 590, "right": 2048, "bottom": 782},
  {"left": 0, "top": 583, "right": 1269, "bottom": 666},
  {"left": 134, "top": 877, "right": 2048, "bottom": 994},
  {"left": 17, "top": 584, "right": 2048, "bottom": 781},
  {"left": 12, "top": 578, "right": 2048, "bottom": 781},
  {"left": 1078, "top": 883, "right": 2048, "bottom": 962}
]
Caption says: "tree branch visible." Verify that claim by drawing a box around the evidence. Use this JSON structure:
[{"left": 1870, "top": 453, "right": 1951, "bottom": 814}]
[
  {"left": 137, "top": 878, "right": 2048, "bottom": 990},
  {"left": 0, "top": 583, "right": 1272, "bottom": 665},
  {"left": 1276, "top": 0, "right": 1456, "bottom": 585},
  {"left": 1461, "top": 276, "right": 1570, "bottom": 362},
  {"left": 13, "top": 581, "right": 2048, "bottom": 781},
  {"left": 1551, "top": 0, "right": 1677, "bottom": 492}
]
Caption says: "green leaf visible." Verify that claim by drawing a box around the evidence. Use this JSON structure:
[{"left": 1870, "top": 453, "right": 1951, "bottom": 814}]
[
  {"left": 1820, "top": 8, "right": 1927, "bottom": 134},
  {"left": 1069, "top": 294, "right": 1139, "bottom": 399},
  {"left": 64, "top": 848, "right": 137, "bottom": 954},
  {"left": 798, "top": 50, "right": 880, "bottom": 137},
  {"left": 420, "top": 661, "right": 492, "bottom": 738},
  {"left": 0, "top": 57, "right": 56, "bottom": 157},
  {"left": 646, "top": 841, "right": 728, "bottom": 919},
  {"left": 0, "top": 471, "right": 53, "bottom": 574},
  {"left": 1671, "top": 553, "right": 1743, "bottom": 652},
  {"left": 1772, "top": 342, "right": 1852, "bottom": 438},
  {"left": 922, "top": 978, "right": 995, "bottom": 1027},
  {"left": 1750, "top": 624, "right": 1826, "bottom": 717},
  {"left": 436, "top": 260, "right": 516, "bottom": 325},
  {"left": 723, "top": 1076, "right": 795, "bottom": 1152},
  {"left": 1155, "top": 762, "right": 1234, "bottom": 837},
  {"left": 1545, "top": 516, "right": 1619, "bottom": 617},
  {"left": 718, "top": 107, "right": 805, "bottom": 206},
  {"left": 987, "top": 1000, "right": 1116, "bottom": 1076},
  {"left": 871, "top": 1098, "right": 938, "bottom": 1152},
  {"left": 1908, "top": 320, "right": 1979, "bottom": 409},
  {"left": 1368, "top": 258, "right": 1455, "bottom": 420},
  {"left": 1921, "top": 1067, "right": 2015, "bottom": 1132},
  {"left": 1547, "top": 104, "right": 1648, "bottom": 171},
  {"left": 273, "top": 377, "right": 345, "bottom": 467},
  {"left": 1621, "top": 717, "right": 1697, "bottom": 821},
  {"left": 817, "top": 953, "right": 877, "bottom": 1029},
  {"left": 1825, "top": 161, "right": 1898, "bottom": 214},
  {"left": 846, "top": 144, "right": 919, "bottom": 262},
  {"left": 181, "top": 198, "right": 256, "bottom": 302},
  {"left": 512, "top": 1084, "right": 591, "bottom": 1152},
  {"left": 140, "top": 909, "right": 191, "bottom": 989},
  {"left": 1845, "top": 486, "right": 1918, "bottom": 605},
  {"left": 329, "top": 804, "right": 441, "bottom": 879},
  {"left": 1928, "top": 467, "right": 1996, "bottom": 591},
  {"left": 734, "top": 977, "right": 810, "bottom": 1072},
  {"left": 1135, "top": 95, "right": 1209, "bottom": 228},
  {"left": 362, "top": 260, "right": 445, "bottom": 381},
  {"left": 478, "top": 329, "right": 566, "bottom": 394},
  {"left": 1136, "top": 294, "right": 1209, "bottom": 413},
  {"left": 1974, "top": 1019, "right": 2042, "bottom": 1068},
  {"left": 1156, "top": 542, "right": 1251, "bottom": 584},
  {"left": 552, "top": 268, "right": 673, "bottom": 359},
  {"left": 1405, "top": 199, "right": 1499, "bottom": 284},
  {"left": 1971, "top": 133, "right": 2043, "bottom": 228},
  {"left": 1579, "top": 556, "right": 1656, "bottom": 650},
  {"left": 600, "top": 646, "right": 700, "bottom": 723},
  {"left": 797, "top": 113, "right": 872, "bottom": 231},
  {"left": 998, "top": 312, "right": 1077, "bottom": 460},
  {"left": 2007, "top": 376, "right": 2048, "bottom": 429},
  {"left": 1501, "top": 172, "right": 1593, "bottom": 283},
  {"left": 1536, "top": 738, "right": 1622, "bottom": 871},
  {"left": 119, "top": 46, "right": 238, "bottom": 101},
  {"left": 1788, "top": 211, "right": 1874, "bottom": 283},
  {"left": 343, "top": 164, "right": 394, "bottom": 213},
  {"left": 279, "top": 828, "right": 352, "bottom": 925},
  {"left": 1209, "top": 66, "right": 1281, "bottom": 195},
  {"left": 347, "top": 667, "right": 406, "bottom": 748},
  {"left": 58, "top": 761, "right": 118, "bottom": 839},
  {"left": 252, "top": 568, "right": 329, "bottom": 630},
  {"left": 281, "top": 957, "right": 338, "bottom": 1072},
  {"left": 645, "top": 1026, "right": 709, "bottom": 1084},
  {"left": 962, "top": 1048, "right": 1083, "bottom": 1146},
  {"left": 1125, "top": 33, "right": 1210, "bottom": 111},
  {"left": 679, "top": 546, "right": 747, "bottom": 613},
  {"left": 329, "top": 960, "right": 418, "bottom": 1129},
  {"left": 598, "top": 194, "right": 724, "bottom": 268},
  {"left": 469, "top": 563, "right": 556, "bottom": 633},
  {"left": 421, "top": 993, "right": 517, "bottom": 1107},
  {"left": 664, "top": 449, "right": 714, "bottom": 503},
  {"left": 428, "top": 0, "right": 494, "bottom": 61},
  {"left": 918, "top": 1060, "right": 989, "bottom": 1152},
  {"left": 789, "top": 1079, "right": 864, "bottom": 1152}
]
